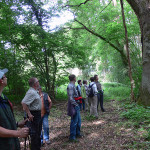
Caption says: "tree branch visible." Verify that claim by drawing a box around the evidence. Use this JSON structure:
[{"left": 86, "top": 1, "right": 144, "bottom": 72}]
[
  {"left": 74, "top": 19, "right": 128, "bottom": 66},
  {"left": 63, "top": 0, "right": 91, "bottom": 8},
  {"left": 99, "top": 0, "right": 112, "bottom": 14},
  {"left": 75, "top": 19, "right": 122, "bottom": 53},
  {"left": 62, "top": 27, "right": 84, "bottom": 30}
]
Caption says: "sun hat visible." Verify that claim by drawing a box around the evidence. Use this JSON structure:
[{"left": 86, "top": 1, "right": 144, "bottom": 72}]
[{"left": 0, "top": 68, "right": 8, "bottom": 79}]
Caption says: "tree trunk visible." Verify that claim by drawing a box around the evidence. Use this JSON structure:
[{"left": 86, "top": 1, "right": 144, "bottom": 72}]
[
  {"left": 120, "top": 0, "right": 135, "bottom": 102},
  {"left": 126, "top": 0, "right": 150, "bottom": 106}
]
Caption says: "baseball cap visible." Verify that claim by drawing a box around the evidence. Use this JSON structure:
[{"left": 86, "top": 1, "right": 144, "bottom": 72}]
[{"left": 0, "top": 68, "right": 8, "bottom": 79}]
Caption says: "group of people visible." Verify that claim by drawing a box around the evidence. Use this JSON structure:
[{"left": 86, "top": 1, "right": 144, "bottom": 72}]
[
  {"left": 0, "top": 68, "right": 52, "bottom": 150},
  {"left": 0, "top": 67, "right": 105, "bottom": 149},
  {"left": 76, "top": 75, "right": 105, "bottom": 113},
  {"left": 67, "top": 74, "right": 105, "bottom": 142}
]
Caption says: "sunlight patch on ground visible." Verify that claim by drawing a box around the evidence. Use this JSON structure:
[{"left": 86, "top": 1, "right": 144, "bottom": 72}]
[
  {"left": 51, "top": 131, "right": 63, "bottom": 139},
  {"left": 92, "top": 120, "right": 105, "bottom": 125},
  {"left": 88, "top": 132, "right": 100, "bottom": 139}
]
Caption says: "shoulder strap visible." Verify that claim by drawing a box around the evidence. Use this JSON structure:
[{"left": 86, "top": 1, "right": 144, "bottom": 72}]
[
  {"left": 0, "top": 94, "right": 14, "bottom": 113},
  {"left": 43, "top": 92, "right": 48, "bottom": 101},
  {"left": 89, "top": 83, "right": 95, "bottom": 88}
]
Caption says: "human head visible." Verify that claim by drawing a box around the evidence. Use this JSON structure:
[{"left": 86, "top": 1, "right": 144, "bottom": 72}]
[
  {"left": 83, "top": 80, "right": 87, "bottom": 85},
  {"left": 28, "top": 77, "right": 39, "bottom": 90},
  {"left": 94, "top": 75, "right": 98, "bottom": 81},
  {"left": 38, "top": 85, "right": 42, "bottom": 94},
  {"left": 69, "top": 74, "right": 76, "bottom": 82},
  {"left": 0, "top": 68, "right": 8, "bottom": 87},
  {"left": 90, "top": 77, "right": 95, "bottom": 82},
  {"left": 78, "top": 80, "right": 82, "bottom": 85}
]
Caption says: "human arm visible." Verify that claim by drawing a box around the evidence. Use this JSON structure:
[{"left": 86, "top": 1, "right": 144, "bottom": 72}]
[
  {"left": 21, "top": 102, "right": 34, "bottom": 121},
  {"left": 48, "top": 96, "right": 52, "bottom": 109},
  {"left": 67, "top": 85, "right": 78, "bottom": 106},
  {"left": 21, "top": 90, "right": 37, "bottom": 121},
  {"left": 0, "top": 126, "right": 29, "bottom": 138}
]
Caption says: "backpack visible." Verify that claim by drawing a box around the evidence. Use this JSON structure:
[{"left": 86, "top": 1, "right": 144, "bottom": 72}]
[
  {"left": 76, "top": 85, "right": 81, "bottom": 97},
  {"left": 88, "top": 83, "right": 95, "bottom": 98}
]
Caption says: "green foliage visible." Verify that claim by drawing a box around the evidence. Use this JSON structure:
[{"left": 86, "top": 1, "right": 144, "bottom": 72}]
[
  {"left": 0, "top": 0, "right": 142, "bottom": 102},
  {"left": 55, "top": 85, "right": 67, "bottom": 101},
  {"left": 120, "top": 102, "right": 150, "bottom": 124},
  {"left": 84, "top": 114, "right": 98, "bottom": 121},
  {"left": 6, "top": 94, "right": 24, "bottom": 104},
  {"left": 102, "top": 82, "right": 130, "bottom": 100},
  {"left": 119, "top": 100, "right": 150, "bottom": 143}
]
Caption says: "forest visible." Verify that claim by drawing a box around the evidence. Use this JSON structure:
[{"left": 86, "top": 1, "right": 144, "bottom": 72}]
[{"left": 0, "top": 0, "right": 150, "bottom": 149}]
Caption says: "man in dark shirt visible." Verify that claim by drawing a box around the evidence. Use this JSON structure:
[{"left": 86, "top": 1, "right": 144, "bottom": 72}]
[
  {"left": 94, "top": 75, "right": 105, "bottom": 112},
  {"left": 0, "top": 68, "right": 29, "bottom": 150}
]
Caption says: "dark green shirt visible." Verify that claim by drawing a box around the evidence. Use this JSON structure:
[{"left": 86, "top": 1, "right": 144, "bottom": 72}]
[{"left": 0, "top": 94, "right": 20, "bottom": 150}]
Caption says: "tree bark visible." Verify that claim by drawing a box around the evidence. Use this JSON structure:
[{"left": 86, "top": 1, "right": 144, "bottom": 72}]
[{"left": 126, "top": 0, "right": 150, "bottom": 106}]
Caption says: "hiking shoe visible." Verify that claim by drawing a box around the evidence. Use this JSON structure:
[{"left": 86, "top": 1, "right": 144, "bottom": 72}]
[
  {"left": 41, "top": 142, "right": 45, "bottom": 147},
  {"left": 76, "top": 134, "right": 84, "bottom": 138},
  {"left": 45, "top": 140, "right": 51, "bottom": 145},
  {"left": 102, "top": 109, "right": 105, "bottom": 112}
]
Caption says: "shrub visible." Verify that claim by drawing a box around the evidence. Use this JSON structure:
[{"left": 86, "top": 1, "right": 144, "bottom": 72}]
[
  {"left": 55, "top": 85, "right": 67, "bottom": 101},
  {"left": 102, "top": 82, "right": 130, "bottom": 101}
]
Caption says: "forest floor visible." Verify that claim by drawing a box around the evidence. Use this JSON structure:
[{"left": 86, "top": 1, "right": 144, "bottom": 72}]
[{"left": 17, "top": 99, "right": 149, "bottom": 150}]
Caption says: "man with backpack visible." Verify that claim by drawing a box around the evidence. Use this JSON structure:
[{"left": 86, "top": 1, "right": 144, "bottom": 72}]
[{"left": 88, "top": 77, "right": 98, "bottom": 119}]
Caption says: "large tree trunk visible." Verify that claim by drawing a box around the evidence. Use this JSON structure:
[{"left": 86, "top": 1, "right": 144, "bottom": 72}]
[{"left": 126, "top": 0, "right": 150, "bottom": 106}]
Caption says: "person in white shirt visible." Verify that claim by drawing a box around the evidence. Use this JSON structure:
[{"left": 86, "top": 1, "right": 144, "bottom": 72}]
[
  {"left": 88, "top": 77, "right": 98, "bottom": 118},
  {"left": 22, "top": 77, "right": 42, "bottom": 150}
]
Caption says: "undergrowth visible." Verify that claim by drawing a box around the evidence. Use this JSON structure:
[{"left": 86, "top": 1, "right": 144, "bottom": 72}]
[{"left": 103, "top": 82, "right": 150, "bottom": 148}]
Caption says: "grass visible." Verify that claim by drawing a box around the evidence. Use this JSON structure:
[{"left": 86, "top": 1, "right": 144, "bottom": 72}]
[
  {"left": 102, "top": 82, "right": 150, "bottom": 148},
  {"left": 102, "top": 82, "right": 130, "bottom": 101},
  {"left": 55, "top": 85, "right": 68, "bottom": 101}
]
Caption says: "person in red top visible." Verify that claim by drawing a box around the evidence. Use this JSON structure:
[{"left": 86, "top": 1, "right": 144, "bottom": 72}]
[{"left": 38, "top": 86, "right": 52, "bottom": 145}]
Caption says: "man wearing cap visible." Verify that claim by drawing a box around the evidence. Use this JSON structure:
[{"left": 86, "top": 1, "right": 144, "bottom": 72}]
[
  {"left": 0, "top": 68, "right": 29, "bottom": 150},
  {"left": 21, "top": 77, "right": 42, "bottom": 150}
]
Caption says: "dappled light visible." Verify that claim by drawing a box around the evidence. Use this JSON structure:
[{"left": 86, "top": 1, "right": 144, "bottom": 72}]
[
  {"left": 88, "top": 132, "right": 100, "bottom": 139},
  {"left": 0, "top": 0, "right": 150, "bottom": 150},
  {"left": 92, "top": 120, "right": 105, "bottom": 125},
  {"left": 51, "top": 131, "right": 63, "bottom": 140}
]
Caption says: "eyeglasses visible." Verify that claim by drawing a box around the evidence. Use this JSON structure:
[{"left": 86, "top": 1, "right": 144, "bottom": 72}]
[
  {"left": 2, "top": 76, "right": 7, "bottom": 79},
  {"left": 34, "top": 80, "right": 39, "bottom": 84}
]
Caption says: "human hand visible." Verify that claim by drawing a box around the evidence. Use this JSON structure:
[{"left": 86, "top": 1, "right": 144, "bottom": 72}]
[
  {"left": 18, "top": 119, "right": 29, "bottom": 128},
  {"left": 28, "top": 113, "right": 34, "bottom": 121},
  {"left": 17, "top": 127, "right": 29, "bottom": 138}
]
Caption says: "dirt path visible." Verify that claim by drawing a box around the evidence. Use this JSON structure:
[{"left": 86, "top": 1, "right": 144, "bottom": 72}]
[{"left": 40, "top": 100, "right": 142, "bottom": 150}]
